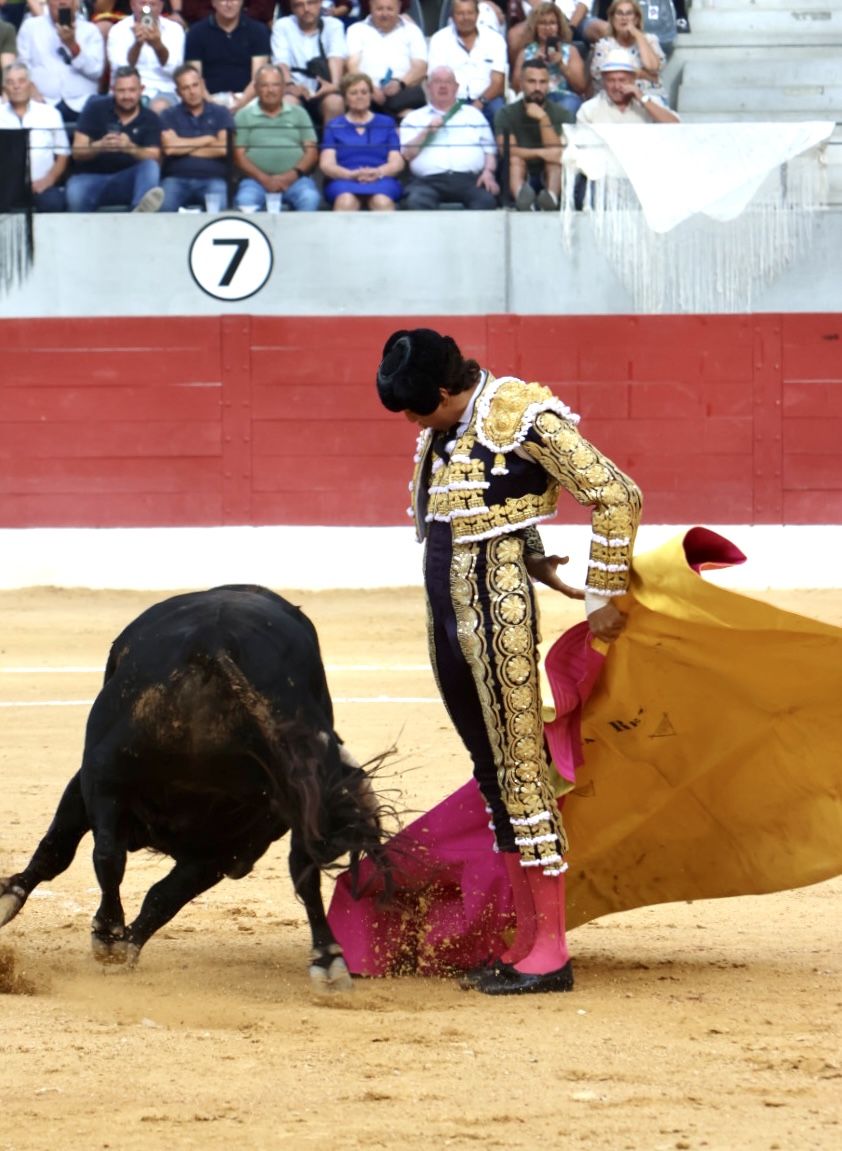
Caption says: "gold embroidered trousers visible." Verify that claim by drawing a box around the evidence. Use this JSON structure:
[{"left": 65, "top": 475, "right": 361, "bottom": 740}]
[{"left": 424, "top": 521, "right": 567, "bottom": 873}]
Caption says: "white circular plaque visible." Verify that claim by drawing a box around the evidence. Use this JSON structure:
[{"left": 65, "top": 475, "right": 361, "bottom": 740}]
[{"left": 188, "top": 217, "right": 273, "bottom": 301}]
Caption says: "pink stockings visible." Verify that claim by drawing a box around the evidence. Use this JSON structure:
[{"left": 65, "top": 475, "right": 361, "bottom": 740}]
[{"left": 500, "top": 852, "right": 569, "bottom": 974}]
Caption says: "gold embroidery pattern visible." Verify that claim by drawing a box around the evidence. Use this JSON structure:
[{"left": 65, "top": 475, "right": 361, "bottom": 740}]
[
  {"left": 450, "top": 536, "right": 567, "bottom": 871},
  {"left": 476, "top": 377, "right": 579, "bottom": 453},
  {"left": 524, "top": 411, "right": 642, "bottom": 596},
  {"left": 450, "top": 543, "right": 506, "bottom": 770},
  {"left": 448, "top": 491, "right": 559, "bottom": 542}
]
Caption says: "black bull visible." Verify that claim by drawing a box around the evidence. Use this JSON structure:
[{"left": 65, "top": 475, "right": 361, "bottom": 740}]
[{"left": 0, "top": 585, "right": 391, "bottom": 991}]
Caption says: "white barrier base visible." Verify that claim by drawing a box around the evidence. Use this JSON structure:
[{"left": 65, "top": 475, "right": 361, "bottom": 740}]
[{"left": 0, "top": 525, "right": 838, "bottom": 592}]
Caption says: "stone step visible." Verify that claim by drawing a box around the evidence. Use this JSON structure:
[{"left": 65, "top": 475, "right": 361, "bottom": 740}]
[
  {"left": 678, "top": 83, "right": 842, "bottom": 112},
  {"left": 680, "top": 56, "right": 842, "bottom": 83}
]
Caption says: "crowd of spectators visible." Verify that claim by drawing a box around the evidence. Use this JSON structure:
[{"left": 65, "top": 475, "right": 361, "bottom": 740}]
[{"left": 0, "top": 0, "right": 682, "bottom": 212}]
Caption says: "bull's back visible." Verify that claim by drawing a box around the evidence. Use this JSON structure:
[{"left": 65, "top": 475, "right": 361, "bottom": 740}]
[{"left": 85, "top": 585, "right": 333, "bottom": 793}]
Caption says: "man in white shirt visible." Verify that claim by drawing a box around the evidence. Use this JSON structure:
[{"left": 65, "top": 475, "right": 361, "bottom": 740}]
[
  {"left": 346, "top": 0, "right": 426, "bottom": 119},
  {"left": 16, "top": 0, "right": 104, "bottom": 125},
  {"left": 272, "top": 0, "right": 346, "bottom": 126},
  {"left": 107, "top": 0, "right": 186, "bottom": 113},
  {"left": 427, "top": 0, "right": 507, "bottom": 125},
  {"left": 399, "top": 65, "right": 499, "bottom": 209},
  {"left": 576, "top": 47, "right": 678, "bottom": 125},
  {"left": 0, "top": 59, "right": 70, "bottom": 211}
]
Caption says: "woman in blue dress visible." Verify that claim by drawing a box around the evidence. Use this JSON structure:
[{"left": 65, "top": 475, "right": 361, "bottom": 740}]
[{"left": 319, "top": 73, "right": 405, "bottom": 211}]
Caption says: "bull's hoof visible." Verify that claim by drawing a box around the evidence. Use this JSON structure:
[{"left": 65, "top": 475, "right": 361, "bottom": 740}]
[
  {"left": 309, "top": 947, "right": 353, "bottom": 994},
  {"left": 0, "top": 881, "right": 26, "bottom": 928},
  {"left": 91, "top": 922, "right": 129, "bottom": 965}
]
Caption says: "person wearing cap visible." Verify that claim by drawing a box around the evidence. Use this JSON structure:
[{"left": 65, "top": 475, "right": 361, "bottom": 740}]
[
  {"left": 376, "top": 328, "right": 642, "bottom": 995},
  {"left": 577, "top": 46, "right": 679, "bottom": 125}
]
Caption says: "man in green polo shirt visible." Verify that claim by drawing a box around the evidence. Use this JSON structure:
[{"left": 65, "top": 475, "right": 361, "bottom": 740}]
[
  {"left": 233, "top": 62, "right": 320, "bottom": 211},
  {"left": 494, "top": 59, "right": 572, "bottom": 212}
]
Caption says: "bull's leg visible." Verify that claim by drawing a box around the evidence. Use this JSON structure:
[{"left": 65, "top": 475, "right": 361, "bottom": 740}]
[
  {"left": 289, "top": 837, "right": 352, "bottom": 994},
  {"left": 0, "top": 771, "right": 90, "bottom": 929},
  {"left": 87, "top": 792, "right": 131, "bottom": 965},
  {"left": 123, "top": 858, "right": 225, "bottom": 967}
]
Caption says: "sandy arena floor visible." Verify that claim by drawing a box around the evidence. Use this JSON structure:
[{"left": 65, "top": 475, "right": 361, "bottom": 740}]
[{"left": 0, "top": 586, "right": 840, "bottom": 1151}]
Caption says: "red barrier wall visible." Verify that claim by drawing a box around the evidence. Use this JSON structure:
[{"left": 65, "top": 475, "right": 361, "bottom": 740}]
[{"left": 1, "top": 313, "right": 840, "bottom": 527}]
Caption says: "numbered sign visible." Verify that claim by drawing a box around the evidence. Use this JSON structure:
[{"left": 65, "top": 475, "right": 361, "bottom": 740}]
[{"left": 188, "top": 217, "right": 273, "bottom": 302}]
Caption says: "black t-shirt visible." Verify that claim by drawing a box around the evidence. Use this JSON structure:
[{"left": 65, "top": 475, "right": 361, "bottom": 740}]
[
  {"left": 74, "top": 96, "right": 162, "bottom": 174},
  {"left": 184, "top": 15, "right": 272, "bottom": 95}
]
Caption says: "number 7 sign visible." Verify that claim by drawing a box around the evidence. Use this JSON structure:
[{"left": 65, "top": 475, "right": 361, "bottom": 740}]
[{"left": 189, "top": 218, "right": 274, "bottom": 301}]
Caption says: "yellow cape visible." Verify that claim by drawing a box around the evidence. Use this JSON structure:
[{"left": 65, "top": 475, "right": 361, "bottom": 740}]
[{"left": 558, "top": 532, "right": 842, "bottom": 929}]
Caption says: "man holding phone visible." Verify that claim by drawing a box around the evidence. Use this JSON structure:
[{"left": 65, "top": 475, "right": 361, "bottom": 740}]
[
  {"left": 16, "top": 0, "right": 104, "bottom": 126},
  {"left": 107, "top": 0, "right": 186, "bottom": 114},
  {"left": 66, "top": 64, "right": 165, "bottom": 212}
]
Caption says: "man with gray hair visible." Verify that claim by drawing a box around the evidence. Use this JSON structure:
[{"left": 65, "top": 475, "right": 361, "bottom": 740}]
[
  {"left": 0, "top": 58, "right": 70, "bottom": 211},
  {"left": 399, "top": 65, "right": 499, "bottom": 210},
  {"left": 577, "top": 47, "right": 679, "bottom": 125}
]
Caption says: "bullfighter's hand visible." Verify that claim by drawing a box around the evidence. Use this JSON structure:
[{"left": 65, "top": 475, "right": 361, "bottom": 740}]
[
  {"left": 524, "top": 553, "right": 585, "bottom": 600},
  {"left": 587, "top": 601, "right": 627, "bottom": 642}
]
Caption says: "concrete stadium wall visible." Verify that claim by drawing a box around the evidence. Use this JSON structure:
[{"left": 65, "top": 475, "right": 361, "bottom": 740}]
[{"left": 4, "top": 212, "right": 842, "bottom": 318}]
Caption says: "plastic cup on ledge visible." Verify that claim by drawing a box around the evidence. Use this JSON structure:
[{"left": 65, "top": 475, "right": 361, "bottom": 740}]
[
  {"left": 204, "top": 192, "right": 222, "bottom": 213},
  {"left": 266, "top": 192, "right": 282, "bottom": 214}
]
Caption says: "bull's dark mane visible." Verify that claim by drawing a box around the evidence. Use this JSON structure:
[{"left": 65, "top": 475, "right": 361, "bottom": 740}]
[{"left": 157, "top": 650, "right": 393, "bottom": 887}]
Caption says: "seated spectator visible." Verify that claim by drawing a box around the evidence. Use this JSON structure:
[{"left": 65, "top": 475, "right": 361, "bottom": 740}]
[
  {"left": 590, "top": 0, "right": 667, "bottom": 101},
  {"left": 179, "top": 0, "right": 275, "bottom": 26},
  {"left": 233, "top": 61, "right": 320, "bottom": 211},
  {"left": 184, "top": 0, "right": 270, "bottom": 112},
  {"left": 1, "top": 13, "right": 18, "bottom": 71},
  {"left": 345, "top": 0, "right": 426, "bottom": 120},
  {"left": 271, "top": 0, "right": 346, "bottom": 127},
  {"left": 319, "top": 72, "right": 404, "bottom": 211},
  {"left": 507, "top": 1, "right": 606, "bottom": 58},
  {"left": 576, "top": 46, "right": 678, "bottom": 124},
  {"left": 16, "top": 0, "right": 104, "bottom": 125},
  {"left": 511, "top": 2, "right": 586, "bottom": 118},
  {"left": 276, "top": 0, "right": 356, "bottom": 22},
  {"left": 593, "top": 0, "right": 689, "bottom": 34},
  {"left": 399, "top": 65, "right": 498, "bottom": 210},
  {"left": 427, "top": 0, "right": 507, "bottom": 126},
  {"left": 0, "top": 58, "right": 70, "bottom": 211},
  {"left": 107, "top": 0, "right": 185, "bottom": 113},
  {"left": 495, "top": 59, "right": 568, "bottom": 211},
  {"left": 66, "top": 64, "right": 165, "bottom": 210},
  {"left": 159, "top": 61, "right": 233, "bottom": 209}
]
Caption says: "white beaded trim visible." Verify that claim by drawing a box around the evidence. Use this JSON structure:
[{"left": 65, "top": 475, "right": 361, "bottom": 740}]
[
  {"left": 593, "top": 532, "right": 633, "bottom": 547},
  {"left": 543, "top": 862, "right": 569, "bottom": 876},
  {"left": 453, "top": 511, "right": 556, "bottom": 545},
  {"left": 514, "top": 832, "right": 558, "bottom": 847},
  {"left": 588, "top": 559, "right": 630, "bottom": 573},
  {"left": 510, "top": 810, "right": 552, "bottom": 827},
  {"left": 429, "top": 481, "right": 490, "bottom": 494},
  {"left": 413, "top": 430, "right": 430, "bottom": 464}
]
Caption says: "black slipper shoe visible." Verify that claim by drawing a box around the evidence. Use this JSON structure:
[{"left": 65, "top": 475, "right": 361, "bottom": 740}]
[
  {"left": 476, "top": 960, "right": 574, "bottom": 996},
  {"left": 458, "top": 959, "right": 518, "bottom": 991}
]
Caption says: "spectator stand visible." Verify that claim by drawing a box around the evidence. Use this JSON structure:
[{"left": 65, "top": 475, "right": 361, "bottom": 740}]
[{"left": 664, "top": 0, "right": 842, "bottom": 205}]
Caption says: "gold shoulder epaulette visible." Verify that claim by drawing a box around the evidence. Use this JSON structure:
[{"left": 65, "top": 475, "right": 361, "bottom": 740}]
[{"left": 475, "top": 376, "right": 580, "bottom": 455}]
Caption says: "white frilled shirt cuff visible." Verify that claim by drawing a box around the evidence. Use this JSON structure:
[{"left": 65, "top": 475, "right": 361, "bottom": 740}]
[{"left": 585, "top": 590, "right": 613, "bottom": 617}]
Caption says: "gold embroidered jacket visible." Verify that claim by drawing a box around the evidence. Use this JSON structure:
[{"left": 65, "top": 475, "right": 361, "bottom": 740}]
[{"left": 410, "top": 373, "right": 642, "bottom": 596}]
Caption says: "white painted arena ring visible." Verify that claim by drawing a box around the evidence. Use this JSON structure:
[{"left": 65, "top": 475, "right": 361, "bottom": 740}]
[{"left": 1, "top": 524, "right": 840, "bottom": 591}]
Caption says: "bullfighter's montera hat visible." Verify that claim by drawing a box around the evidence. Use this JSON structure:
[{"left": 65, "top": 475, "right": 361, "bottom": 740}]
[{"left": 376, "top": 328, "right": 462, "bottom": 415}]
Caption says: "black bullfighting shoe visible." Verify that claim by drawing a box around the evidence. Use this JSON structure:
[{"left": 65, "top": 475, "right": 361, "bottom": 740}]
[
  {"left": 458, "top": 958, "right": 518, "bottom": 991},
  {"left": 476, "top": 960, "right": 575, "bottom": 996}
]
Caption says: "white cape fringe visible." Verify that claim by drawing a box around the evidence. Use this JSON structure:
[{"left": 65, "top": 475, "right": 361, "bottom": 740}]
[{"left": 564, "top": 122, "right": 835, "bottom": 313}]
